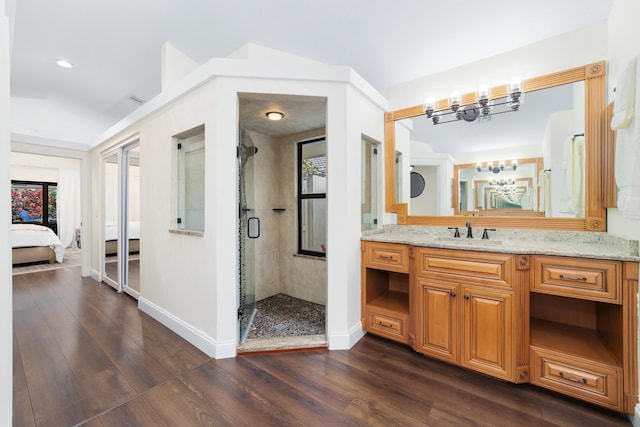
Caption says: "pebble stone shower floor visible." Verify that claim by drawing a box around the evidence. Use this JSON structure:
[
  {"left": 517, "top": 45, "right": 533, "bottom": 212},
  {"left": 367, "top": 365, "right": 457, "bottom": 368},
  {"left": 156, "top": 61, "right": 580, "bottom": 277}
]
[{"left": 246, "top": 293, "right": 325, "bottom": 339}]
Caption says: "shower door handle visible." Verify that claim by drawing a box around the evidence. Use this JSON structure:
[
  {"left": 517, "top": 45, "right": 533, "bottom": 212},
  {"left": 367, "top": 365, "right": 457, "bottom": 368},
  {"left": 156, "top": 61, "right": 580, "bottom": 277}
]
[{"left": 248, "top": 217, "right": 260, "bottom": 239}]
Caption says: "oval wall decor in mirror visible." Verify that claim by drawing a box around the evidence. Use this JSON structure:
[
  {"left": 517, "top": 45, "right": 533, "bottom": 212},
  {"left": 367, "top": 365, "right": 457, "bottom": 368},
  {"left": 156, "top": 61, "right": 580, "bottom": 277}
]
[{"left": 410, "top": 171, "right": 425, "bottom": 198}]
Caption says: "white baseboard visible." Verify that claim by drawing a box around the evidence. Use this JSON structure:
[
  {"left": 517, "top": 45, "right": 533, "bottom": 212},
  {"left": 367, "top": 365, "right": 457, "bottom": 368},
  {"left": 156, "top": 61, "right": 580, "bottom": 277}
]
[
  {"left": 328, "top": 321, "right": 366, "bottom": 350},
  {"left": 123, "top": 287, "right": 140, "bottom": 300},
  {"left": 90, "top": 268, "right": 101, "bottom": 282},
  {"left": 138, "top": 297, "right": 235, "bottom": 359}
]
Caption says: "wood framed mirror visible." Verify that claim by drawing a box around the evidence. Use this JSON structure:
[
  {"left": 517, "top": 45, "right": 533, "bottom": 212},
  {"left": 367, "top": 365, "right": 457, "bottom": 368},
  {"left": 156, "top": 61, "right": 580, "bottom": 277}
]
[{"left": 384, "top": 61, "right": 607, "bottom": 231}]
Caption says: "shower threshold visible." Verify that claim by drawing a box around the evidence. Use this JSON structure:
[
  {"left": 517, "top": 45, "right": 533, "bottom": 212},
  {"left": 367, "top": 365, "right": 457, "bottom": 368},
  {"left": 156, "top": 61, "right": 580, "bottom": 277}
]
[
  {"left": 238, "top": 334, "right": 328, "bottom": 354},
  {"left": 237, "top": 293, "right": 327, "bottom": 354}
]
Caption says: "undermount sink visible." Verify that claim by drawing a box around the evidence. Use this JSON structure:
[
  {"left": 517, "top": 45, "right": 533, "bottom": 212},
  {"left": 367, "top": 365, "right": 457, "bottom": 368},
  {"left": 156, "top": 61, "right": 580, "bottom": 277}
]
[{"left": 434, "top": 236, "right": 504, "bottom": 245}]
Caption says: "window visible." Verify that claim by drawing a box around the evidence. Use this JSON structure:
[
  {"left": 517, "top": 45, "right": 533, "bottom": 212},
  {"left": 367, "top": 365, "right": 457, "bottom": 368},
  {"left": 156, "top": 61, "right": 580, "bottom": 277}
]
[
  {"left": 298, "top": 138, "right": 326, "bottom": 257},
  {"left": 361, "top": 136, "right": 379, "bottom": 231},
  {"left": 11, "top": 180, "right": 58, "bottom": 233},
  {"left": 175, "top": 125, "right": 205, "bottom": 232}
]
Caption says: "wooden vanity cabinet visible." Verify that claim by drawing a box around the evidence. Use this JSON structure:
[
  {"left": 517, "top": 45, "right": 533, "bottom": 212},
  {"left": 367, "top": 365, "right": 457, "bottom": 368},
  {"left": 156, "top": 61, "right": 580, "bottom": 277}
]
[
  {"left": 529, "top": 255, "right": 639, "bottom": 413},
  {"left": 414, "top": 247, "right": 523, "bottom": 382},
  {"left": 361, "top": 241, "right": 411, "bottom": 344},
  {"left": 360, "top": 242, "right": 638, "bottom": 413}
]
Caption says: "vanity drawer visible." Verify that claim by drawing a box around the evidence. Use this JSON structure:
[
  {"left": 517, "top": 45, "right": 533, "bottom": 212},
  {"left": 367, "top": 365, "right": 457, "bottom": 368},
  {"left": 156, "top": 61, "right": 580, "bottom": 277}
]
[
  {"left": 365, "top": 306, "right": 409, "bottom": 343},
  {"left": 531, "top": 347, "right": 622, "bottom": 411},
  {"left": 532, "top": 256, "right": 621, "bottom": 303},
  {"left": 416, "top": 248, "right": 513, "bottom": 288},
  {"left": 365, "top": 242, "right": 410, "bottom": 273}
]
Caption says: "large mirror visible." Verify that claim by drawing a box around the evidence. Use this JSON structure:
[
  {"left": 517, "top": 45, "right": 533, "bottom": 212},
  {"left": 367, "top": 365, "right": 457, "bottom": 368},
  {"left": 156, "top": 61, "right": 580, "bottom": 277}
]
[{"left": 385, "top": 62, "right": 607, "bottom": 231}]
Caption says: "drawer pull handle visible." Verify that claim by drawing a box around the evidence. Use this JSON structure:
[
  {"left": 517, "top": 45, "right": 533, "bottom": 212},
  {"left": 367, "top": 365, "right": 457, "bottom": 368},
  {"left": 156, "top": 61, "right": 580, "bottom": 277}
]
[
  {"left": 377, "top": 255, "right": 394, "bottom": 260},
  {"left": 377, "top": 320, "right": 394, "bottom": 328},
  {"left": 559, "top": 274, "right": 587, "bottom": 281},
  {"left": 559, "top": 372, "right": 587, "bottom": 384}
]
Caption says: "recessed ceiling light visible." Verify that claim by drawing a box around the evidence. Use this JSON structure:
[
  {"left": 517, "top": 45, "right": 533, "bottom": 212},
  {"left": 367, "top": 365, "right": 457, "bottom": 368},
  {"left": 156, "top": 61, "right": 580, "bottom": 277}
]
[
  {"left": 265, "top": 111, "right": 284, "bottom": 121},
  {"left": 55, "top": 59, "right": 73, "bottom": 69}
]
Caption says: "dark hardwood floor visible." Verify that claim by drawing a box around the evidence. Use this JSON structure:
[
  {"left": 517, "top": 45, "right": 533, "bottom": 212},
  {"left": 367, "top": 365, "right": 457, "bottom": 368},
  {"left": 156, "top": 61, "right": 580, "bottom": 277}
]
[{"left": 13, "top": 267, "right": 632, "bottom": 426}]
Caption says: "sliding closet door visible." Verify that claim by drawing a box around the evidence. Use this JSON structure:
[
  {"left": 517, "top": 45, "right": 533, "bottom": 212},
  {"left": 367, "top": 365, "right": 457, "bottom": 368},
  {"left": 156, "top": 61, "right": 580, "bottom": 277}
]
[
  {"left": 123, "top": 144, "right": 140, "bottom": 296},
  {"left": 102, "top": 140, "right": 140, "bottom": 296},
  {"left": 103, "top": 152, "right": 120, "bottom": 291}
]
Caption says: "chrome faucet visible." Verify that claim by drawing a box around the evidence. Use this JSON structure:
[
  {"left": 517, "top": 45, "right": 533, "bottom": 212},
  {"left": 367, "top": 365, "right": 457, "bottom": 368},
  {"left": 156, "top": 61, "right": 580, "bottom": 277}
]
[{"left": 466, "top": 221, "right": 472, "bottom": 238}]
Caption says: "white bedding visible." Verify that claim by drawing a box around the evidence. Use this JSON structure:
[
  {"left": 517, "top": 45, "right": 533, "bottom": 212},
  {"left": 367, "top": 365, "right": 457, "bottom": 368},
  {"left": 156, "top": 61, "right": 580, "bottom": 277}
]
[
  {"left": 104, "top": 221, "right": 140, "bottom": 241},
  {"left": 11, "top": 224, "right": 65, "bottom": 263}
]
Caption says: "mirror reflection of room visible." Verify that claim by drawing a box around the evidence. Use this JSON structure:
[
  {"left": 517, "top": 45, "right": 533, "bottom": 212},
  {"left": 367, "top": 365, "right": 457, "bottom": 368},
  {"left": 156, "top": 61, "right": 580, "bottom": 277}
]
[{"left": 395, "top": 80, "right": 586, "bottom": 219}]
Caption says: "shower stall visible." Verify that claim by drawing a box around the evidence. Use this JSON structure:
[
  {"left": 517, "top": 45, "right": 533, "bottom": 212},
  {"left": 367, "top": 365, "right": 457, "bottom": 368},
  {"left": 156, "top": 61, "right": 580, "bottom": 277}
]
[{"left": 237, "top": 93, "right": 328, "bottom": 351}]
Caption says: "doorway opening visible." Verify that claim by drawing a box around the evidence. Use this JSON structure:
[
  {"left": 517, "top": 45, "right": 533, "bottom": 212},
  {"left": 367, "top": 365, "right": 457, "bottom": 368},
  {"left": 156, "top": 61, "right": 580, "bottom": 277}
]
[{"left": 237, "top": 93, "right": 328, "bottom": 353}]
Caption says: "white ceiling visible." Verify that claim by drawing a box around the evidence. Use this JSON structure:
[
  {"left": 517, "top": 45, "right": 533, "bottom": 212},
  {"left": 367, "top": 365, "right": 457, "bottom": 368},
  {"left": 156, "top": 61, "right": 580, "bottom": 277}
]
[{"left": 9, "top": 0, "right": 613, "bottom": 148}]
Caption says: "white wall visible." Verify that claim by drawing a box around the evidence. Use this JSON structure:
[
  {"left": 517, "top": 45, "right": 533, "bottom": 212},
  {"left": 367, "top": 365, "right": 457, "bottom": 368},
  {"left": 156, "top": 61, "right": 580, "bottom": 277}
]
[
  {"left": 340, "top": 83, "right": 385, "bottom": 346},
  {"left": 607, "top": 0, "right": 640, "bottom": 241},
  {"left": 1, "top": 0, "right": 11, "bottom": 424},
  {"left": 92, "top": 53, "right": 387, "bottom": 358},
  {"left": 92, "top": 80, "right": 225, "bottom": 355}
]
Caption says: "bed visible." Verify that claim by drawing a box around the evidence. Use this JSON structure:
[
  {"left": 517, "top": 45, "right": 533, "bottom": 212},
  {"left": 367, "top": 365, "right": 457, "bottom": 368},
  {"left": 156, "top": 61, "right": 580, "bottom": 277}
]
[
  {"left": 11, "top": 223, "right": 65, "bottom": 265},
  {"left": 105, "top": 221, "right": 140, "bottom": 255}
]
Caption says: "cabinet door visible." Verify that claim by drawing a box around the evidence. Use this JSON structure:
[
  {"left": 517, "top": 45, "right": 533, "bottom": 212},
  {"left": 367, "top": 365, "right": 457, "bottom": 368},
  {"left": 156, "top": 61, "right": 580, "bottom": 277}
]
[
  {"left": 462, "top": 285, "right": 514, "bottom": 381},
  {"left": 415, "top": 278, "right": 458, "bottom": 363}
]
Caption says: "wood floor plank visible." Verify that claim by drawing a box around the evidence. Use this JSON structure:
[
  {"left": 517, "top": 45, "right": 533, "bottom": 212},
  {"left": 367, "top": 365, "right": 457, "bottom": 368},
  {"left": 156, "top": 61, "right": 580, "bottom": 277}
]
[
  {"left": 94, "top": 397, "right": 170, "bottom": 427},
  {"left": 243, "top": 352, "right": 355, "bottom": 414},
  {"left": 14, "top": 267, "right": 633, "bottom": 427},
  {"left": 212, "top": 357, "right": 349, "bottom": 425},
  {"left": 40, "top": 266, "right": 206, "bottom": 386},
  {"left": 12, "top": 331, "right": 36, "bottom": 427},
  {"left": 244, "top": 349, "right": 433, "bottom": 425},
  {"left": 56, "top": 290, "right": 177, "bottom": 393},
  {"left": 132, "top": 376, "right": 237, "bottom": 426}
]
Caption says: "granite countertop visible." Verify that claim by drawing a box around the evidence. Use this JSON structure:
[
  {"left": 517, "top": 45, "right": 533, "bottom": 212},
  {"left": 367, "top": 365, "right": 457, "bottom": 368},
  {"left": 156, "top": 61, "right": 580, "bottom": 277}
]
[{"left": 362, "top": 226, "right": 640, "bottom": 262}]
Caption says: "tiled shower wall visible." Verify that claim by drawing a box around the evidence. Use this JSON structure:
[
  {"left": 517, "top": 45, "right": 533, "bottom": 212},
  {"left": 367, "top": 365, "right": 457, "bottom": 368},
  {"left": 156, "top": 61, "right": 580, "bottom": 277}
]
[{"left": 248, "top": 129, "right": 327, "bottom": 306}]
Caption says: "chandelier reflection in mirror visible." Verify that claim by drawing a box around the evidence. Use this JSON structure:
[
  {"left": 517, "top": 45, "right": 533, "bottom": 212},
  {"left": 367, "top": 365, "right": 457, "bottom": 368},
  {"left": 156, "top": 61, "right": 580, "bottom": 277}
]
[
  {"left": 424, "top": 78, "right": 523, "bottom": 125},
  {"left": 489, "top": 177, "right": 516, "bottom": 186},
  {"left": 477, "top": 160, "right": 518, "bottom": 174}
]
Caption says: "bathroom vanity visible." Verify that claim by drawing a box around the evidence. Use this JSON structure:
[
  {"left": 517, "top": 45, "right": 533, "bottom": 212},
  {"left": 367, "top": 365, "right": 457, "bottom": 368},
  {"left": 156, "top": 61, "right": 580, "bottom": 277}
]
[{"left": 361, "top": 227, "right": 639, "bottom": 413}]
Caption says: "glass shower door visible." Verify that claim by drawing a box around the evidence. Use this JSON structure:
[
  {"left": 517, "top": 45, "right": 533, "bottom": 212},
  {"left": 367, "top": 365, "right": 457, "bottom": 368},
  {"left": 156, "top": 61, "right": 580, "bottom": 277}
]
[{"left": 238, "top": 130, "right": 258, "bottom": 343}]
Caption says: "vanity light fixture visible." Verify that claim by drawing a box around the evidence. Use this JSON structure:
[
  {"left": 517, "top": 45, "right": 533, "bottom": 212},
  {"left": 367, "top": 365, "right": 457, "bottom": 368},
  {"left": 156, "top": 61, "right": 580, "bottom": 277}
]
[
  {"left": 265, "top": 111, "right": 285, "bottom": 121},
  {"left": 55, "top": 59, "right": 73, "bottom": 69},
  {"left": 424, "top": 77, "right": 523, "bottom": 125},
  {"left": 489, "top": 177, "right": 516, "bottom": 186},
  {"left": 477, "top": 160, "right": 518, "bottom": 174}
]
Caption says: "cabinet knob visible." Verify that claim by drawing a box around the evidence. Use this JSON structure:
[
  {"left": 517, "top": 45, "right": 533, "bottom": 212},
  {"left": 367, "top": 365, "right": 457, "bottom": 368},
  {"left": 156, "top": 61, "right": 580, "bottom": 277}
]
[
  {"left": 464, "top": 295, "right": 470, "bottom": 300},
  {"left": 450, "top": 291, "right": 456, "bottom": 297}
]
